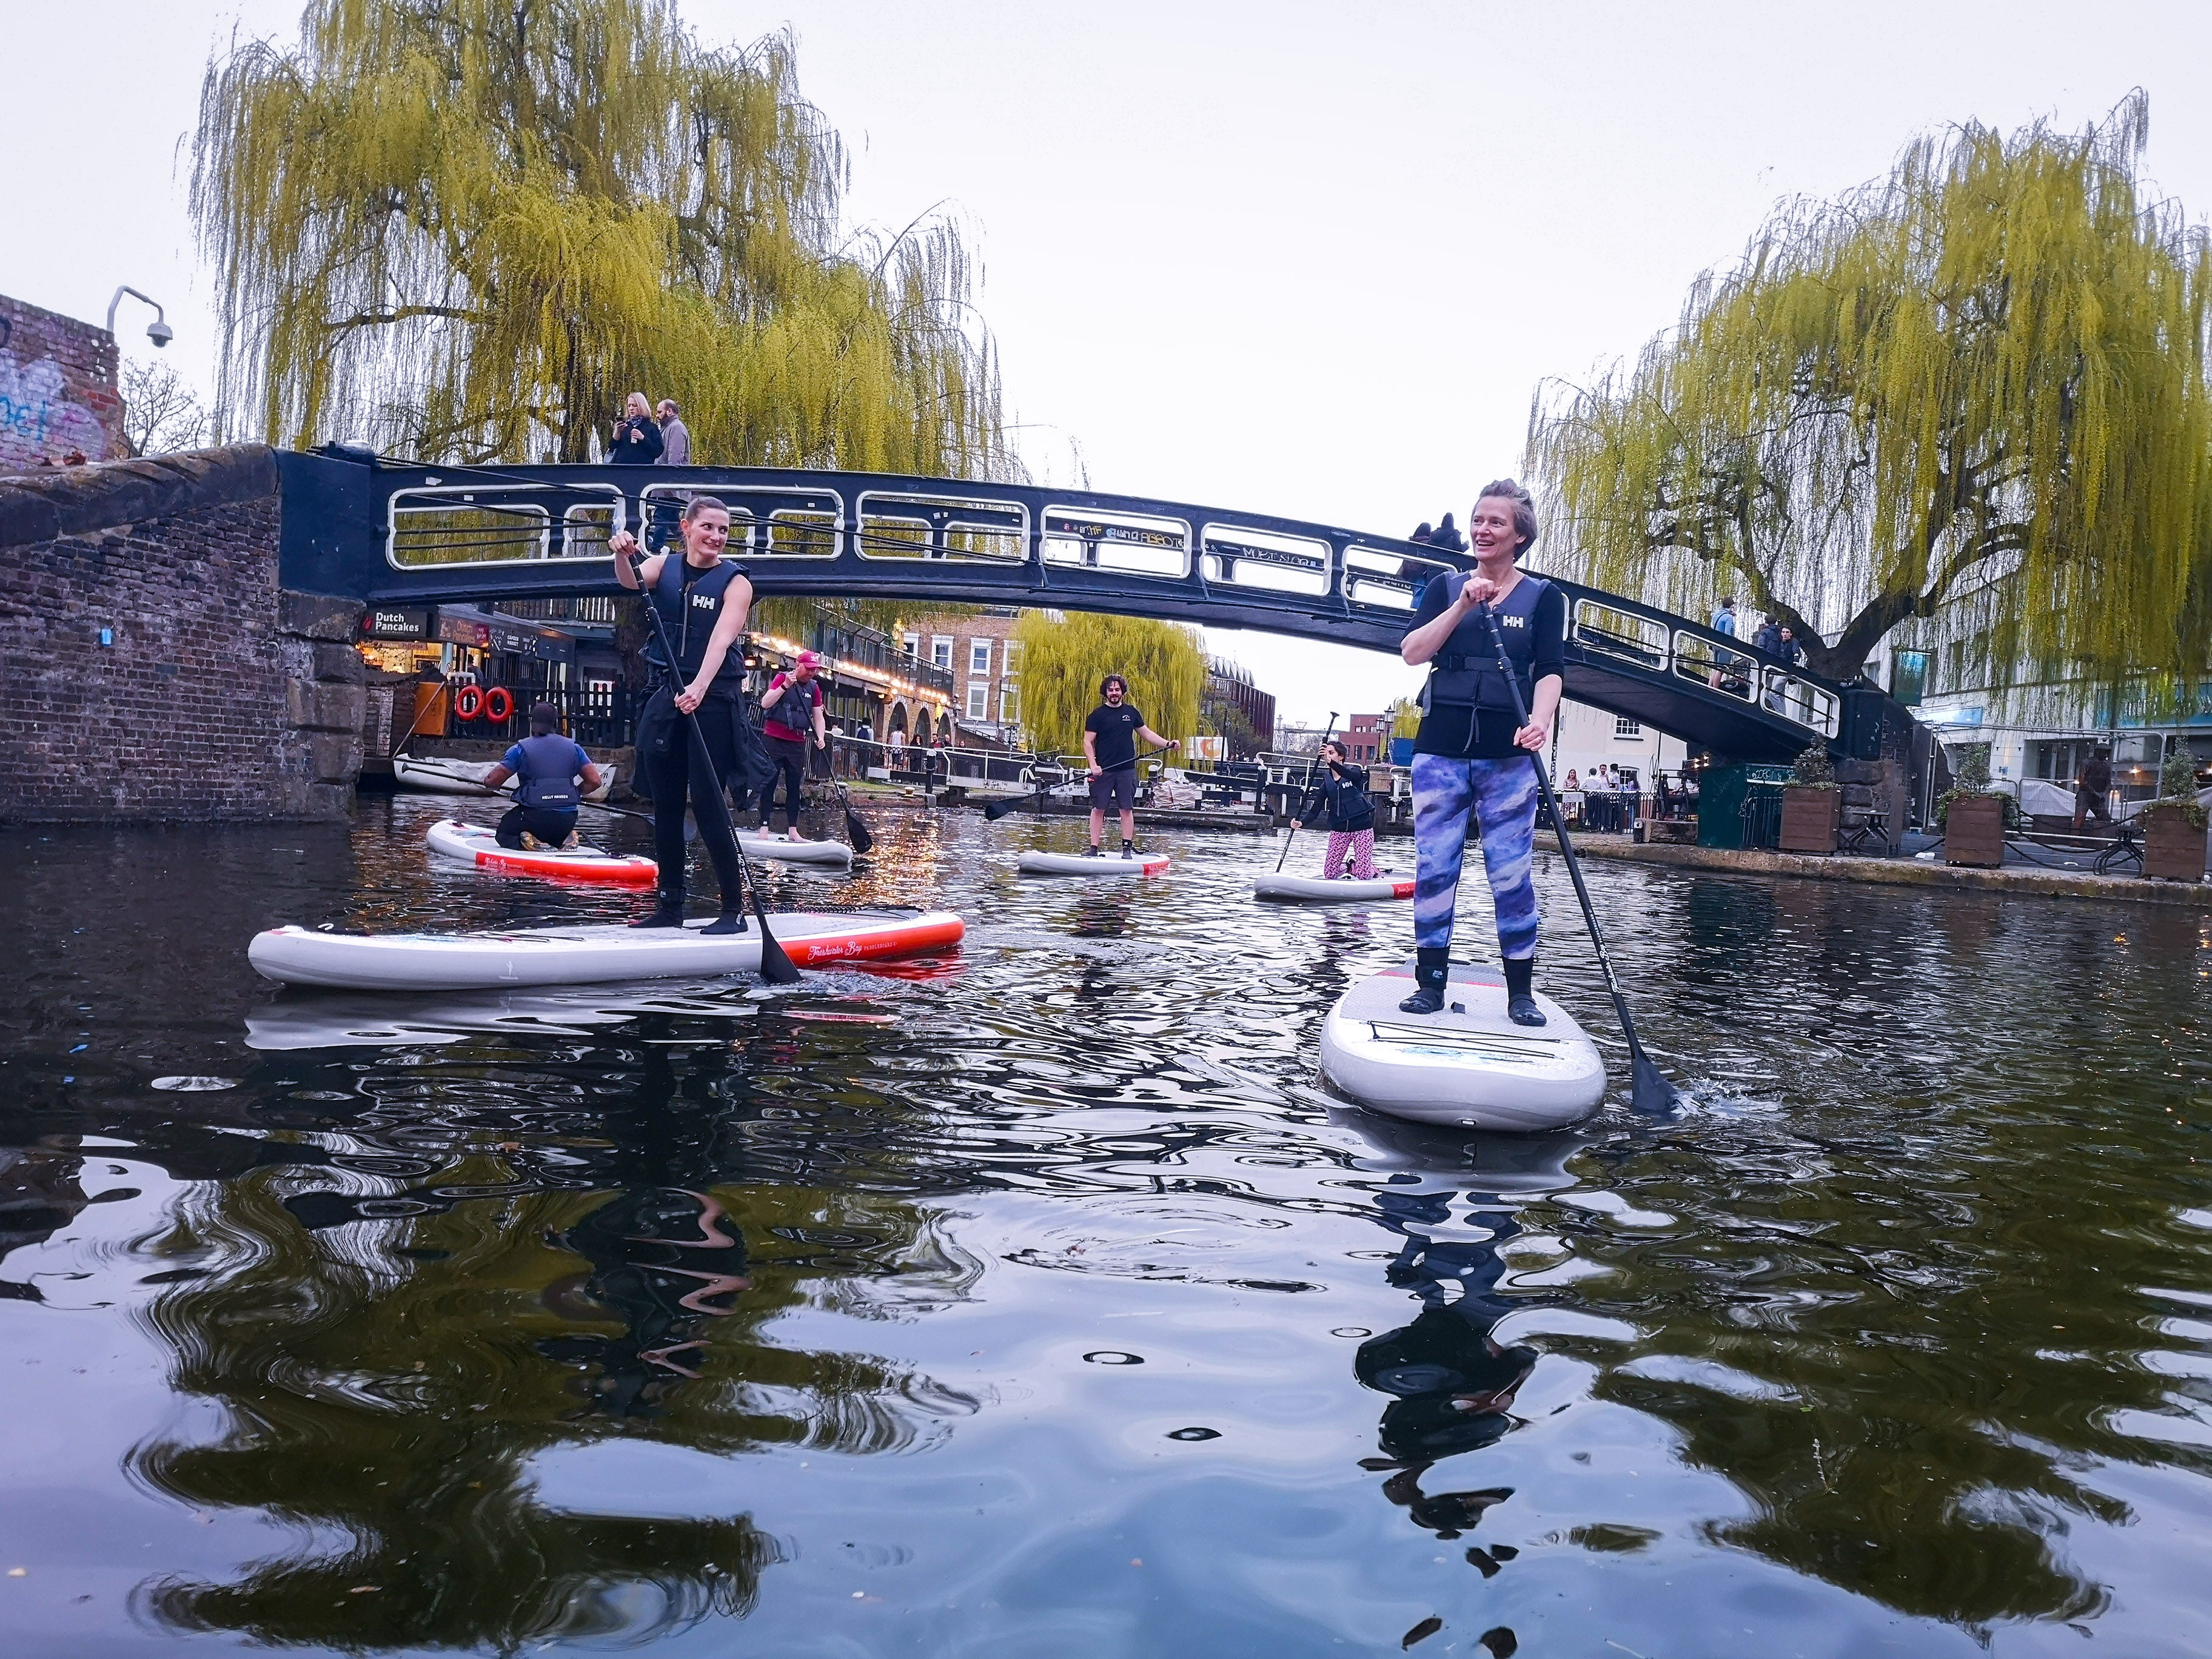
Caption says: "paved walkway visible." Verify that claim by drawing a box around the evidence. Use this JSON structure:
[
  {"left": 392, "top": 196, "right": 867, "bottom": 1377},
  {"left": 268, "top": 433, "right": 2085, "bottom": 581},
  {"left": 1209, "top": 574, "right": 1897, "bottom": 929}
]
[{"left": 1538, "top": 832, "right": 2212, "bottom": 908}]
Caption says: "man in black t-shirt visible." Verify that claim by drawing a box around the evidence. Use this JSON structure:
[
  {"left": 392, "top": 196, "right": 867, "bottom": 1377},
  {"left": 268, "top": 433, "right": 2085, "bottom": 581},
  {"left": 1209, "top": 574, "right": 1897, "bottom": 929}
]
[{"left": 1082, "top": 674, "right": 1177, "bottom": 857}]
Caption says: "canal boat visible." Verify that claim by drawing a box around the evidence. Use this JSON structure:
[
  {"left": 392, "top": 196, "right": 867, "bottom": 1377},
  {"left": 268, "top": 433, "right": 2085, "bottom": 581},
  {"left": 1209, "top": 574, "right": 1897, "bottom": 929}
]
[
  {"left": 1016, "top": 849, "right": 1170, "bottom": 877},
  {"left": 249, "top": 910, "right": 965, "bottom": 991},
  {"left": 426, "top": 819, "right": 657, "bottom": 885},
  {"left": 1252, "top": 871, "right": 1413, "bottom": 903},
  {"left": 394, "top": 752, "right": 619, "bottom": 803},
  {"left": 1320, "top": 959, "right": 1607, "bottom": 1132}
]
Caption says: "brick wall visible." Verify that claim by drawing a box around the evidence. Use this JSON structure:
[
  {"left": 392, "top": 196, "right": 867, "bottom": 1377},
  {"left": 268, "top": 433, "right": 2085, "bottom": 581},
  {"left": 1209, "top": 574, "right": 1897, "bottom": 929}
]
[
  {"left": 1, "top": 295, "right": 123, "bottom": 471},
  {"left": 0, "top": 446, "right": 367, "bottom": 822}
]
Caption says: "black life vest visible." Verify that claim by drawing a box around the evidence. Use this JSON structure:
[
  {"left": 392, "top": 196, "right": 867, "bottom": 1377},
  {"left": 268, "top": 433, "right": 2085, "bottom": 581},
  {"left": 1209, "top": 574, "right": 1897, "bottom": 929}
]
[
  {"left": 511, "top": 734, "right": 583, "bottom": 810},
  {"left": 1421, "top": 571, "right": 1554, "bottom": 716},
  {"left": 645, "top": 554, "right": 749, "bottom": 691}
]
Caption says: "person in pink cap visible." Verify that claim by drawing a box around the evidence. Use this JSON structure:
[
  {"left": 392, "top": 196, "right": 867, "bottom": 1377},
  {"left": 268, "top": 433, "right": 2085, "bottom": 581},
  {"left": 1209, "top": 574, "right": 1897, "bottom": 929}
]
[{"left": 759, "top": 649, "right": 830, "bottom": 841}]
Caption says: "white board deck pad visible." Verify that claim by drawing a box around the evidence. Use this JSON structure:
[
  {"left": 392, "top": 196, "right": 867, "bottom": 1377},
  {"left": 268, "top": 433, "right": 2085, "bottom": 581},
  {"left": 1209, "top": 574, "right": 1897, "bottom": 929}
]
[
  {"left": 1016, "top": 849, "right": 1170, "bottom": 877},
  {"left": 1253, "top": 871, "right": 1413, "bottom": 903},
  {"left": 1319, "top": 959, "right": 1607, "bottom": 1132},
  {"left": 250, "top": 910, "right": 965, "bottom": 991},
  {"left": 426, "top": 820, "right": 657, "bottom": 886}
]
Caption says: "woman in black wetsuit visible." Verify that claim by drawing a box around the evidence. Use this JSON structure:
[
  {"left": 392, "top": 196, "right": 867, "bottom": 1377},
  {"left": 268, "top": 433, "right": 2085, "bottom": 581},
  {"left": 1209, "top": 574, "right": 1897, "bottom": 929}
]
[{"left": 609, "top": 495, "right": 770, "bottom": 932}]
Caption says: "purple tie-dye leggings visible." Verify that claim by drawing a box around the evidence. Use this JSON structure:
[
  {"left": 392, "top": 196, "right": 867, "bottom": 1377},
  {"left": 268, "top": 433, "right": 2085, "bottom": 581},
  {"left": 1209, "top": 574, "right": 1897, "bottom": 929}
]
[
  {"left": 1410, "top": 752, "right": 1541, "bottom": 959},
  {"left": 1322, "top": 828, "right": 1377, "bottom": 879}
]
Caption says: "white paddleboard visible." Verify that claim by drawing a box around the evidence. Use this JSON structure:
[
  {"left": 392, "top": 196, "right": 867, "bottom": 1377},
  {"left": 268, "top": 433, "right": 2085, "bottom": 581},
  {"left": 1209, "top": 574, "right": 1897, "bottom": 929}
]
[
  {"left": 1320, "top": 960, "right": 1606, "bottom": 1131},
  {"left": 736, "top": 832, "right": 854, "bottom": 868},
  {"left": 1016, "top": 848, "right": 1170, "bottom": 877},
  {"left": 426, "top": 819, "right": 657, "bottom": 886},
  {"left": 1253, "top": 871, "right": 1413, "bottom": 903},
  {"left": 250, "top": 910, "right": 965, "bottom": 991}
]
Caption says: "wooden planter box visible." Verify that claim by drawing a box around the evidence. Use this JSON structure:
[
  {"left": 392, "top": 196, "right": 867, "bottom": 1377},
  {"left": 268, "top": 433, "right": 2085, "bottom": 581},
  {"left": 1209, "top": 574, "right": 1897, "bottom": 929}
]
[
  {"left": 1945, "top": 794, "right": 2008, "bottom": 867},
  {"left": 1778, "top": 786, "right": 1840, "bottom": 854},
  {"left": 2142, "top": 803, "right": 2208, "bottom": 882}
]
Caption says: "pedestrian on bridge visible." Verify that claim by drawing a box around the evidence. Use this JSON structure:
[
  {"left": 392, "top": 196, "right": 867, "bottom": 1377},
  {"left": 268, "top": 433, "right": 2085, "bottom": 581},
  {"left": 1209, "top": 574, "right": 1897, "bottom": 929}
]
[
  {"left": 1397, "top": 479, "right": 1565, "bottom": 1027},
  {"left": 611, "top": 495, "right": 771, "bottom": 932},
  {"left": 609, "top": 392, "right": 664, "bottom": 465},
  {"left": 655, "top": 399, "right": 691, "bottom": 466}
]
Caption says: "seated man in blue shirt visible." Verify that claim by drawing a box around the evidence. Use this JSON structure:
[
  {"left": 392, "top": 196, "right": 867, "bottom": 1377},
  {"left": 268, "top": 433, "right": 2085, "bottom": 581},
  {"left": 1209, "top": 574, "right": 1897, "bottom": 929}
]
[{"left": 483, "top": 702, "right": 604, "bottom": 850}]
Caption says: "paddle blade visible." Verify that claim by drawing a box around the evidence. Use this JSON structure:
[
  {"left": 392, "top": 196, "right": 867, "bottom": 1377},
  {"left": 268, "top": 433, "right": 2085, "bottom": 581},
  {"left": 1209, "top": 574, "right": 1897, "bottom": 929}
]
[
  {"left": 845, "top": 813, "right": 876, "bottom": 855},
  {"left": 1629, "top": 1047, "right": 1680, "bottom": 1114},
  {"left": 750, "top": 891, "right": 802, "bottom": 984},
  {"left": 982, "top": 795, "right": 1027, "bottom": 822}
]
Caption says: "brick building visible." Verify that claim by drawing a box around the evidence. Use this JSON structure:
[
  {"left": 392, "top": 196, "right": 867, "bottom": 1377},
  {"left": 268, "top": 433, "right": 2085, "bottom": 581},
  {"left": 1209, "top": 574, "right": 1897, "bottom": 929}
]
[
  {"left": 902, "top": 609, "right": 1024, "bottom": 746},
  {"left": 1344, "top": 712, "right": 1389, "bottom": 765},
  {"left": 1, "top": 295, "right": 124, "bottom": 471},
  {"left": 1203, "top": 658, "right": 1277, "bottom": 758}
]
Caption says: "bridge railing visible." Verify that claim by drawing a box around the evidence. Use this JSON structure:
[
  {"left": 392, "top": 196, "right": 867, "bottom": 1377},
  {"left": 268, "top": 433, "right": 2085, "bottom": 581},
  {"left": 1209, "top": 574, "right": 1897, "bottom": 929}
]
[{"left": 343, "top": 458, "right": 1852, "bottom": 751}]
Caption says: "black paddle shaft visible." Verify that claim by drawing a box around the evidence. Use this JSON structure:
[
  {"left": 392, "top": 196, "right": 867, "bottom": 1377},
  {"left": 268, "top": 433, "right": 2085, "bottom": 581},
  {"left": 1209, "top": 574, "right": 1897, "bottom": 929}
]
[
  {"left": 622, "top": 546, "right": 799, "bottom": 985},
  {"left": 1472, "top": 600, "right": 1678, "bottom": 1111},
  {"left": 1273, "top": 712, "right": 1341, "bottom": 872}
]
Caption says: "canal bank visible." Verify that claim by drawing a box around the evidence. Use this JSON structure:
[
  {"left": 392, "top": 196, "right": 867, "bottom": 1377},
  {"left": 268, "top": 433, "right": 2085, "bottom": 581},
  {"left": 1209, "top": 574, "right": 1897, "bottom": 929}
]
[{"left": 1539, "top": 829, "right": 2212, "bottom": 907}]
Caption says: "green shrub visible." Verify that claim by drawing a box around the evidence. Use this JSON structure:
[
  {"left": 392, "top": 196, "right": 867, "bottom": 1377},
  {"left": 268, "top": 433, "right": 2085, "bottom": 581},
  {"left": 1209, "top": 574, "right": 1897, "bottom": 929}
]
[
  {"left": 1791, "top": 745, "right": 1837, "bottom": 788},
  {"left": 2155, "top": 744, "right": 2208, "bottom": 829}
]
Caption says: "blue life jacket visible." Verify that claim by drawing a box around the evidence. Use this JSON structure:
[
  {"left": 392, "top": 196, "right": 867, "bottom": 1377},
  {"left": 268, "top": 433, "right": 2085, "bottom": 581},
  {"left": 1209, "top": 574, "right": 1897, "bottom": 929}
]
[{"left": 511, "top": 734, "right": 585, "bottom": 810}]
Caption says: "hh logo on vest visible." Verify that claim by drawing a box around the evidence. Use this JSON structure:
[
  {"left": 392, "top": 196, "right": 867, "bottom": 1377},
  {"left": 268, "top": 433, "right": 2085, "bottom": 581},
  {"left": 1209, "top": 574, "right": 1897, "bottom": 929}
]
[
  {"left": 689, "top": 591, "right": 717, "bottom": 611},
  {"left": 1496, "top": 613, "right": 1526, "bottom": 629}
]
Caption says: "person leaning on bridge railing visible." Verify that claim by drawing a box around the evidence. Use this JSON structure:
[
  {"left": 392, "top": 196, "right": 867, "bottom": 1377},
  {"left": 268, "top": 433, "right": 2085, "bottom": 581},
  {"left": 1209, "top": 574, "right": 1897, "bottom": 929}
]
[{"left": 1396, "top": 478, "right": 1566, "bottom": 1027}]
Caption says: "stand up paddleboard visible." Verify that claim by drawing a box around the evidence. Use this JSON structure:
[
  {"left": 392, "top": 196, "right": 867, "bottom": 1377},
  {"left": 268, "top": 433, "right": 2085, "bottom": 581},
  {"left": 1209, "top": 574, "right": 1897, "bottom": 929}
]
[
  {"left": 736, "top": 832, "right": 854, "bottom": 868},
  {"left": 250, "top": 910, "right": 964, "bottom": 991},
  {"left": 1253, "top": 871, "right": 1413, "bottom": 903},
  {"left": 1016, "top": 848, "right": 1170, "bottom": 877},
  {"left": 426, "top": 819, "right": 657, "bottom": 886},
  {"left": 1320, "top": 960, "right": 1606, "bottom": 1132}
]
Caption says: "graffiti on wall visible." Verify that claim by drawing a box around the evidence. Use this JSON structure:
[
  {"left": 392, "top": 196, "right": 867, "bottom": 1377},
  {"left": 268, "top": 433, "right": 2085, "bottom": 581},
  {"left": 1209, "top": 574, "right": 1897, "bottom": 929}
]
[{"left": 1, "top": 346, "right": 113, "bottom": 468}]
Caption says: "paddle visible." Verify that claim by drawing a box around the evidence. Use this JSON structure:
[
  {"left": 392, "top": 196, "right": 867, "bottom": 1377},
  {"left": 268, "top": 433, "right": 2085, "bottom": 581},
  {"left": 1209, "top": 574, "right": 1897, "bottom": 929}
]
[
  {"left": 621, "top": 545, "right": 799, "bottom": 985},
  {"left": 984, "top": 746, "right": 1173, "bottom": 822},
  {"left": 1474, "top": 601, "right": 1680, "bottom": 1113},
  {"left": 1273, "top": 712, "right": 1341, "bottom": 873},
  {"left": 824, "top": 739, "right": 876, "bottom": 854},
  {"left": 440, "top": 778, "right": 697, "bottom": 839}
]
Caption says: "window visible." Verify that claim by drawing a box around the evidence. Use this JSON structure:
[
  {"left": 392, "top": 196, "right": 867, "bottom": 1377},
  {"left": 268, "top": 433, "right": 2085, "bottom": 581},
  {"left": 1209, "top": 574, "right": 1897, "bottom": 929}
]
[
  {"left": 967, "top": 682, "right": 990, "bottom": 719},
  {"left": 1889, "top": 648, "right": 1931, "bottom": 707},
  {"left": 1613, "top": 716, "right": 1643, "bottom": 738},
  {"left": 931, "top": 636, "right": 953, "bottom": 671},
  {"left": 901, "top": 632, "right": 919, "bottom": 659},
  {"left": 1002, "top": 639, "right": 1023, "bottom": 675},
  {"left": 999, "top": 683, "right": 1020, "bottom": 723},
  {"left": 969, "top": 639, "right": 993, "bottom": 677}
]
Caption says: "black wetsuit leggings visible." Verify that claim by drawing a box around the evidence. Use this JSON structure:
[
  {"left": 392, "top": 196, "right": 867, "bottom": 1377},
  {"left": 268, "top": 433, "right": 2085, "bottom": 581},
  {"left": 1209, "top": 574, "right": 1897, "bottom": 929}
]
[
  {"left": 763, "top": 734, "right": 808, "bottom": 831},
  {"left": 642, "top": 694, "right": 746, "bottom": 907}
]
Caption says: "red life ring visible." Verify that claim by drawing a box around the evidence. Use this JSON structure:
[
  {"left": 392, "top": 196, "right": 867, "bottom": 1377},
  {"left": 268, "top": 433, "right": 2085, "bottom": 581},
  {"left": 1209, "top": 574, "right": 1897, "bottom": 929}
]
[
  {"left": 454, "top": 685, "right": 484, "bottom": 720},
  {"left": 483, "top": 686, "right": 515, "bottom": 723}
]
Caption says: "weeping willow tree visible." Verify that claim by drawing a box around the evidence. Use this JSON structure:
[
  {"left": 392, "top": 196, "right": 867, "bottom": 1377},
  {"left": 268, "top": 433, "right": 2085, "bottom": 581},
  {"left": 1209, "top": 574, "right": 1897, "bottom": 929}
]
[
  {"left": 1011, "top": 611, "right": 1205, "bottom": 758},
  {"left": 1531, "top": 93, "right": 2212, "bottom": 689},
  {"left": 192, "top": 0, "right": 1009, "bottom": 478}
]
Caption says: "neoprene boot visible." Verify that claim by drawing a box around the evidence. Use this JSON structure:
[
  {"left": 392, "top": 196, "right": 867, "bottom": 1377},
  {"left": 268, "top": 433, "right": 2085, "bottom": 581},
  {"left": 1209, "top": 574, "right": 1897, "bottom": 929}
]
[
  {"left": 631, "top": 886, "right": 685, "bottom": 928},
  {"left": 1503, "top": 956, "right": 1547, "bottom": 1027},
  {"left": 1398, "top": 947, "right": 1450, "bottom": 1015},
  {"left": 701, "top": 909, "right": 749, "bottom": 936},
  {"left": 1122, "top": 839, "right": 1137, "bottom": 859}
]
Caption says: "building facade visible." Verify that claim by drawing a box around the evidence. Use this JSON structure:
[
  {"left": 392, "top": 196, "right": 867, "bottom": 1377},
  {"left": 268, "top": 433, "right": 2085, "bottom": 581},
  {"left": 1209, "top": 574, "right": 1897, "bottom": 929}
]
[
  {"left": 1343, "top": 713, "right": 1389, "bottom": 766},
  {"left": 1204, "top": 659, "right": 1277, "bottom": 757},
  {"left": 902, "top": 610, "right": 1024, "bottom": 748},
  {"left": 2, "top": 293, "right": 124, "bottom": 470}
]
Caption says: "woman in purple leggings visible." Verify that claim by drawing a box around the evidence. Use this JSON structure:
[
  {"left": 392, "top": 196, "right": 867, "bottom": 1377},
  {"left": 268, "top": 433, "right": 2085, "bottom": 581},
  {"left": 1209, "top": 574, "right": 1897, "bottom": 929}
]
[{"left": 1395, "top": 479, "right": 1566, "bottom": 1026}]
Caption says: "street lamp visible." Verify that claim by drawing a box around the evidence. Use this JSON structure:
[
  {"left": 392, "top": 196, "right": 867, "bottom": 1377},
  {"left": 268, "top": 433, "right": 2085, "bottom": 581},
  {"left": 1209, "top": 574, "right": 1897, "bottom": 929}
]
[{"left": 107, "top": 286, "right": 173, "bottom": 348}]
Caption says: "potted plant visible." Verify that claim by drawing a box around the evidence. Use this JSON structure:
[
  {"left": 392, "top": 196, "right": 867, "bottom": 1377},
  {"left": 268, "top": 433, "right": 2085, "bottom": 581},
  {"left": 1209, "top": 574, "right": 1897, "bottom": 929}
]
[
  {"left": 1779, "top": 745, "right": 1840, "bottom": 854},
  {"left": 2140, "top": 746, "right": 2208, "bottom": 882},
  {"left": 1937, "top": 745, "right": 2017, "bottom": 868}
]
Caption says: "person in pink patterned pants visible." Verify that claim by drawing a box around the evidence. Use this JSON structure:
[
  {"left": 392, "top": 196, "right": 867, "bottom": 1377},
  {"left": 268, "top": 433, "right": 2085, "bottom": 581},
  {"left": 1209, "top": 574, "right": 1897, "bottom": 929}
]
[{"left": 1312, "top": 740, "right": 1379, "bottom": 878}]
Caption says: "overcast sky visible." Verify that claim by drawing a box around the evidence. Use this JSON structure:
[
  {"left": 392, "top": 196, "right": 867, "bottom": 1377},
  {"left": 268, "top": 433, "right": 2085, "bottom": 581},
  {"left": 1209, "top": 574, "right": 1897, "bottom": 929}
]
[{"left": 9, "top": 1, "right": 2210, "bottom": 723}]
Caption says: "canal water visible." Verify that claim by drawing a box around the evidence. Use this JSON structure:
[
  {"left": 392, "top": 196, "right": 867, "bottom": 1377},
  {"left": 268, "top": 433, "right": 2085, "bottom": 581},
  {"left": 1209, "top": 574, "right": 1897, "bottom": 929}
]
[{"left": 2, "top": 796, "right": 2207, "bottom": 1657}]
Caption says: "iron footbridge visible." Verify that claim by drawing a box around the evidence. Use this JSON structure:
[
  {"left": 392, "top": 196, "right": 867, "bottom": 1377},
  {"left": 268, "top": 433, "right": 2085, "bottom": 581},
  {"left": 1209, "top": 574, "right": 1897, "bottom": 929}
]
[{"left": 278, "top": 451, "right": 1882, "bottom": 762}]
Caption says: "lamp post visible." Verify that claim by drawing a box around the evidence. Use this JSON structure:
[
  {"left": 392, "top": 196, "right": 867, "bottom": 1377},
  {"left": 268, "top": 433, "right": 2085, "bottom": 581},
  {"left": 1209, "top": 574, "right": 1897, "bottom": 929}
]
[{"left": 106, "top": 287, "right": 173, "bottom": 348}]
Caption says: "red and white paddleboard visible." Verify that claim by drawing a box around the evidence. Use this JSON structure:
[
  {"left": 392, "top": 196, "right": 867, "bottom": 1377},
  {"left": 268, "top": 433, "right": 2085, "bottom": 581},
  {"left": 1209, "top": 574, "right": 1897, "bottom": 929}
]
[
  {"left": 1016, "top": 848, "right": 1170, "bottom": 877},
  {"left": 1252, "top": 871, "right": 1414, "bottom": 903},
  {"left": 249, "top": 910, "right": 966, "bottom": 991},
  {"left": 426, "top": 819, "right": 658, "bottom": 886}
]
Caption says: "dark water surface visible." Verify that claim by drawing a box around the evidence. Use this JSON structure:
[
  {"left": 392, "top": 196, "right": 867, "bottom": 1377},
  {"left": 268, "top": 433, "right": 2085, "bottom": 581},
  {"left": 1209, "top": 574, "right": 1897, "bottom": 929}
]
[{"left": 2, "top": 796, "right": 2208, "bottom": 1657}]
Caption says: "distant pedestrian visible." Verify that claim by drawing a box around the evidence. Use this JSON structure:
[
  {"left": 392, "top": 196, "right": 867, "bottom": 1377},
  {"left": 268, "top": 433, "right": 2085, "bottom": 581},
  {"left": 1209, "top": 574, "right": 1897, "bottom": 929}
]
[
  {"left": 1409, "top": 521, "right": 1435, "bottom": 545},
  {"left": 1710, "top": 596, "right": 1737, "bottom": 636},
  {"left": 1430, "top": 513, "right": 1468, "bottom": 554},
  {"left": 1309, "top": 739, "right": 1378, "bottom": 879},
  {"left": 1753, "top": 616, "right": 1782, "bottom": 656},
  {"left": 655, "top": 399, "right": 691, "bottom": 466},
  {"left": 888, "top": 726, "right": 908, "bottom": 768},
  {"left": 2074, "top": 746, "right": 2115, "bottom": 831},
  {"left": 609, "top": 392, "right": 664, "bottom": 465}
]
